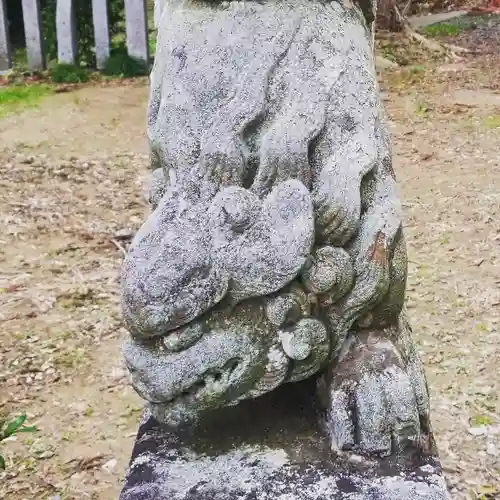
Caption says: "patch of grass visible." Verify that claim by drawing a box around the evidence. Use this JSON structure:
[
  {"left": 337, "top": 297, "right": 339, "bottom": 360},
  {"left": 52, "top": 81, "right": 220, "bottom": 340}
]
[
  {"left": 483, "top": 115, "right": 500, "bottom": 129},
  {"left": 12, "top": 48, "right": 29, "bottom": 71},
  {"left": 48, "top": 62, "right": 89, "bottom": 84},
  {"left": 472, "top": 415, "right": 494, "bottom": 427},
  {"left": 475, "top": 485, "right": 499, "bottom": 499},
  {"left": 0, "top": 414, "right": 37, "bottom": 470},
  {"left": 414, "top": 263, "right": 431, "bottom": 278},
  {"left": 61, "top": 431, "right": 78, "bottom": 442},
  {"left": 11, "top": 331, "right": 31, "bottom": 341},
  {"left": 55, "top": 348, "right": 88, "bottom": 369},
  {"left": 56, "top": 288, "right": 100, "bottom": 309},
  {"left": 475, "top": 322, "right": 489, "bottom": 333},
  {"left": 83, "top": 405, "right": 94, "bottom": 417},
  {"left": 407, "top": 65, "right": 426, "bottom": 73},
  {"left": 119, "top": 404, "right": 143, "bottom": 421},
  {"left": 420, "top": 14, "right": 494, "bottom": 39},
  {"left": 379, "top": 44, "right": 398, "bottom": 63},
  {"left": 149, "top": 34, "right": 157, "bottom": 56},
  {"left": 58, "top": 331, "right": 73, "bottom": 341},
  {"left": 0, "top": 84, "right": 54, "bottom": 118},
  {"left": 422, "top": 22, "right": 465, "bottom": 38},
  {"left": 381, "top": 66, "right": 429, "bottom": 92},
  {"left": 438, "top": 233, "right": 451, "bottom": 245},
  {"left": 415, "top": 101, "right": 431, "bottom": 117}
]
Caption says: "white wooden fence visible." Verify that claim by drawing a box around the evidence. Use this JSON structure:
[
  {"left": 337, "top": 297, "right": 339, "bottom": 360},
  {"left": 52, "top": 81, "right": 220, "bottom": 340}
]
[{"left": 0, "top": 0, "right": 150, "bottom": 72}]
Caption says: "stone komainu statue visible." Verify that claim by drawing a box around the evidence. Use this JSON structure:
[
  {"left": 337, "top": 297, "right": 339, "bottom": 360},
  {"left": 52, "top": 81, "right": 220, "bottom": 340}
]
[{"left": 119, "top": 0, "right": 450, "bottom": 498}]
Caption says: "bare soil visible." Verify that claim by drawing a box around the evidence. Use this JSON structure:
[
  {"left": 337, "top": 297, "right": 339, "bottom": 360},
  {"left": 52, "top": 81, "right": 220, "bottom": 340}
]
[{"left": 1, "top": 59, "right": 500, "bottom": 500}]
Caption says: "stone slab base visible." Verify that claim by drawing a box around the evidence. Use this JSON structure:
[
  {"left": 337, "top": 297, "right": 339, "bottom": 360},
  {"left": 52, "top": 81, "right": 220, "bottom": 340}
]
[{"left": 120, "top": 381, "right": 451, "bottom": 500}]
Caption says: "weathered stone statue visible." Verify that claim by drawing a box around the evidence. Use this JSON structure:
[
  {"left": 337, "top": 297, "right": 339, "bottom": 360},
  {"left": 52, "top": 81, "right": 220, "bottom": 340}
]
[{"left": 119, "top": 0, "right": 451, "bottom": 498}]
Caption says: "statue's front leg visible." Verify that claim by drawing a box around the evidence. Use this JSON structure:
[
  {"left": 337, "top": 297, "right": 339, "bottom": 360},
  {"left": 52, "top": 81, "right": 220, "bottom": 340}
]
[
  {"left": 312, "top": 89, "right": 434, "bottom": 457},
  {"left": 316, "top": 166, "right": 433, "bottom": 458},
  {"left": 317, "top": 317, "right": 433, "bottom": 458}
]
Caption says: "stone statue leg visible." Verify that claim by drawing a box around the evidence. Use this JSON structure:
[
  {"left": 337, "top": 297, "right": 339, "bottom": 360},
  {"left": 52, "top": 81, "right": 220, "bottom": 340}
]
[
  {"left": 318, "top": 316, "right": 435, "bottom": 459},
  {"left": 315, "top": 136, "right": 434, "bottom": 458}
]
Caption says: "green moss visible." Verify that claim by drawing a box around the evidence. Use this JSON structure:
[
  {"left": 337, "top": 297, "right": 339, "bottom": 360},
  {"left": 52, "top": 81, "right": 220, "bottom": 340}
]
[
  {"left": 149, "top": 35, "right": 157, "bottom": 56},
  {"left": 420, "top": 14, "right": 493, "bottom": 38},
  {"left": 0, "top": 85, "right": 54, "bottom": 118}
]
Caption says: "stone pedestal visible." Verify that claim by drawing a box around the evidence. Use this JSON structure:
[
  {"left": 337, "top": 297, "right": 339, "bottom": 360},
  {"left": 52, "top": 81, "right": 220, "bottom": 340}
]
[{"left": 120, "top": 382, "right": 450, "bottom": 500}]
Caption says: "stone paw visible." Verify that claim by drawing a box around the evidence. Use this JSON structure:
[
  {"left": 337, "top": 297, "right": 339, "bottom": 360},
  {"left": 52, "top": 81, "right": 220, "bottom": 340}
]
[
  {"left": 318, "top": 331, "right": 431, "bottom": 458},
  {"left": 210, "top": 179, "right": 315, "bottom": 301},
  {"left": 312, "top": 177, "right": 361, "bottom": 247}
]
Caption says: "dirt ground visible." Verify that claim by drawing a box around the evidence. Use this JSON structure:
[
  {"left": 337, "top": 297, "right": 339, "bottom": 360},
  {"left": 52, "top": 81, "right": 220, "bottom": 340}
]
[{"left": 1, "top": 55, "right": 500, "bottom": 499}]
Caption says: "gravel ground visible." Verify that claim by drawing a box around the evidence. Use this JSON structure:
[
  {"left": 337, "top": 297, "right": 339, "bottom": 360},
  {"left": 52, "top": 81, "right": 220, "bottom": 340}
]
[{"left": 452, "top": 14, "right": 500, "bottom": 52}]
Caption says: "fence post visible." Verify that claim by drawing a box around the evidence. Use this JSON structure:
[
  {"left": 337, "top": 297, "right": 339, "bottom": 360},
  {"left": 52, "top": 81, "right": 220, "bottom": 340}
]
[
  {"left": 124, "top": 0, "right": 149, "bottom": 65},
  {"left": 22, "top": 0, "right": 45, "bottom": 70},
  {"left": 0, "top": 0, "right": 11, "bottom": 72},
  {"left": 92, "top": 0, "right": 110, "bottom": 70},
  {"left": 56, "top": 0, "right": 77, "bottom": 64}
]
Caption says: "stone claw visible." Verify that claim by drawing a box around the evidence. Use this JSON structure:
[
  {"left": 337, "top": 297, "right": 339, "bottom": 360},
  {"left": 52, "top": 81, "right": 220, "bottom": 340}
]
[{"left": 318, "top": 331, "right": 431, "bottom": 458}]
